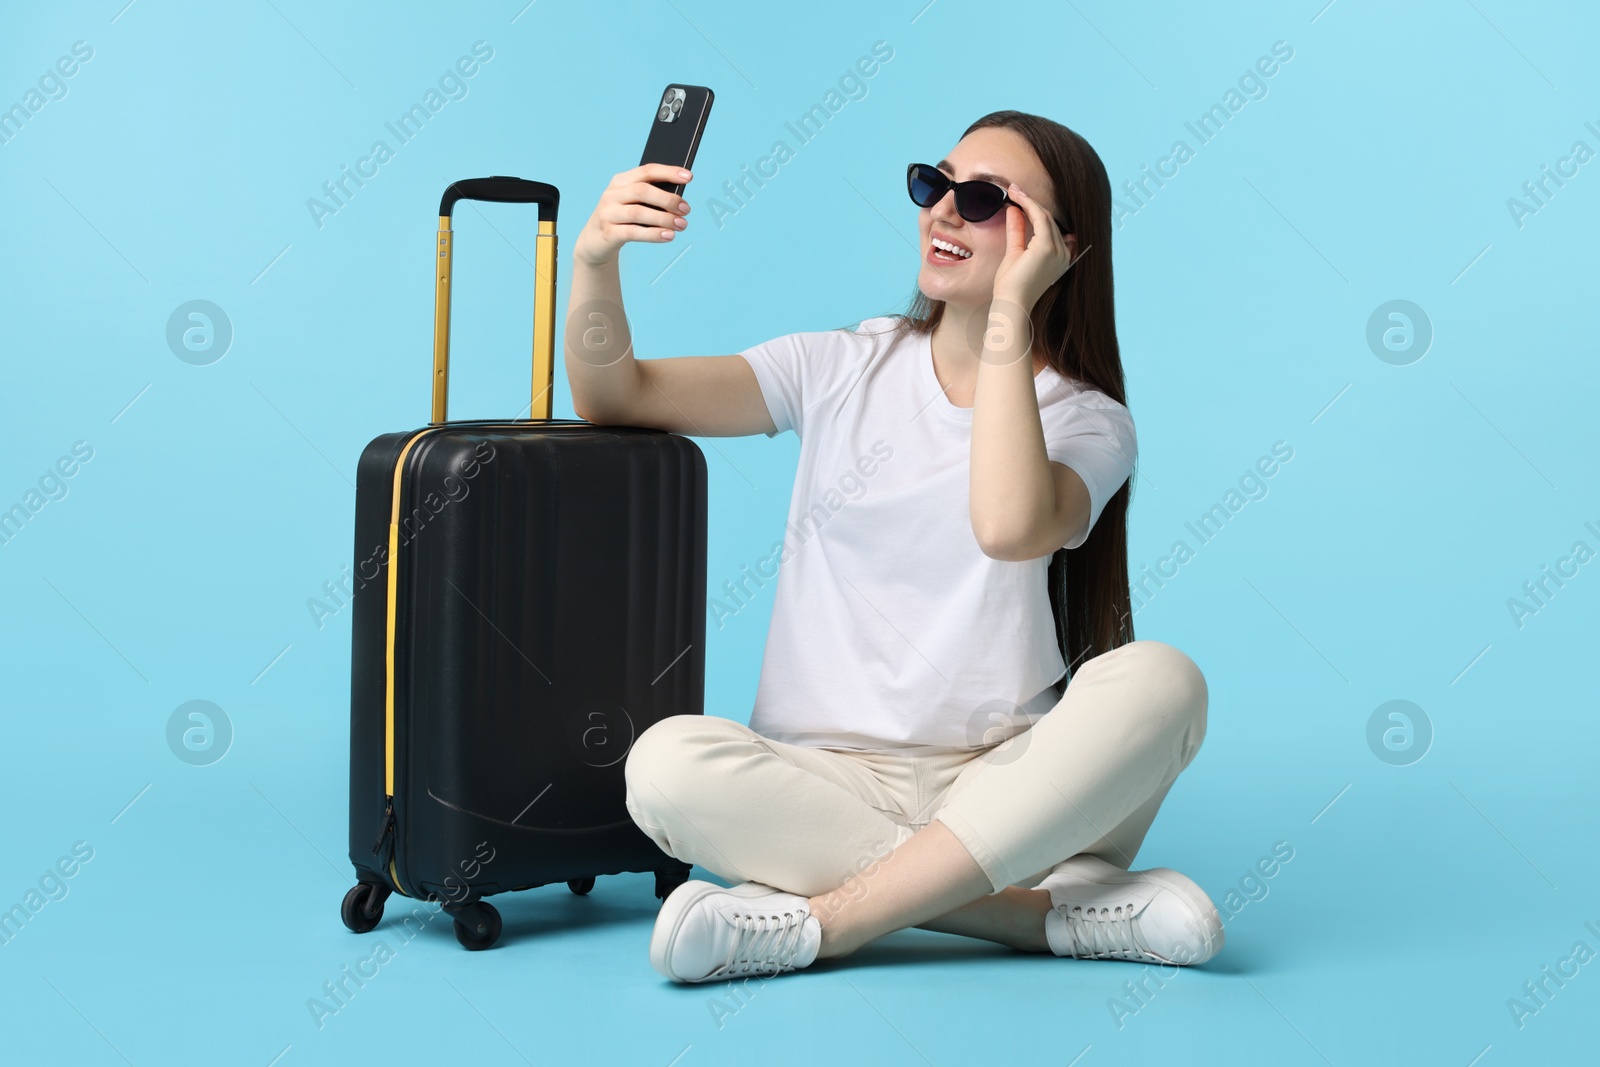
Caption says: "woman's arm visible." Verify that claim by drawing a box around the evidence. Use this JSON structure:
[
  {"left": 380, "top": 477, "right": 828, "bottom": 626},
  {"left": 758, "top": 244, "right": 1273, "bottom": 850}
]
[
  {"left": 566, "top": 164, "right": 775, "bottom": 437},
  {"left": 970, "top": 181, "right": 1089, "bottom": 561},
  {"left": 968, "top": 312, "right": 1089, "bottom": 561},
  {"left": 566, "top": 163, "right": 679, "bottom": 423}
]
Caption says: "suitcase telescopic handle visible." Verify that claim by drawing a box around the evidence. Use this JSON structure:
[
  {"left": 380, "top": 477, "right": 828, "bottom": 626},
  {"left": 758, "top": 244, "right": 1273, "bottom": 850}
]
[
  {"left": 439, "top": 177, "right": 560, "bottom": 221},
  {"left": 431, "top": 176, "right": 562, "bottom": 424}
]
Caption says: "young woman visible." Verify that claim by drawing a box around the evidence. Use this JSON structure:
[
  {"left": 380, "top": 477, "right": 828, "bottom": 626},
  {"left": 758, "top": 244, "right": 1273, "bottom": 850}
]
[{"left": 566, "top": 110, "right": 1220, "bottom": 984}]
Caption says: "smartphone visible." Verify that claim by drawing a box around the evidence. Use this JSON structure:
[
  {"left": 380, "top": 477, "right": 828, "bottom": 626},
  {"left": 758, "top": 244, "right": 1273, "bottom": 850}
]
[{"left": 640, "top": 84, "right": 714, "bottom": 198}]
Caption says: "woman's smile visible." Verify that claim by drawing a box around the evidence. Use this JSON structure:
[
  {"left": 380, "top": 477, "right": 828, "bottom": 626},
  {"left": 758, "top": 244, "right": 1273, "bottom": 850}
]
[{"left": 928, "top": 231, "right": 974, "bottom": 265}]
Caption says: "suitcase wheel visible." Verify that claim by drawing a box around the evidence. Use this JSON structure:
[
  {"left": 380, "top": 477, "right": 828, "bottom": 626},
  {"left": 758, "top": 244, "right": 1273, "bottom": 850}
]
[
  {"left": 341, "top": 882, "right": 391, "bottom": 934},
  {"left": 654, "top": 867, "right": 691, "bottom": 901},
  {"left": 448, "top": 900, "right": 503, "bottom": 951},
  {"left": 566, "top": 877, "right": 595, "bottom": 896}
]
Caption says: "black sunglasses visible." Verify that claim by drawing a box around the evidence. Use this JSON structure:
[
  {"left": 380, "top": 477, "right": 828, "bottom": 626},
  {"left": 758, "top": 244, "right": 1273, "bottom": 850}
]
[{"left": 907, "top": 163, "right": 1071, "bottom": 235}]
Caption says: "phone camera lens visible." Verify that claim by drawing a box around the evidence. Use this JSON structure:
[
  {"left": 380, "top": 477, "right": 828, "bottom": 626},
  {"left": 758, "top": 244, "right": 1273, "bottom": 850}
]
[
  {"left": 670, "top": 98, "right": 682, "bottom": 115},
  {"left": 658, "top": 105, "right": 672, "bottom": 122}
]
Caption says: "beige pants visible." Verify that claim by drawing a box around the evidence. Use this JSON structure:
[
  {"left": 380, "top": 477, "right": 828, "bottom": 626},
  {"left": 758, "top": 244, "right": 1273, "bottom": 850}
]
[{"left": 623, "top": 639, "right": 1207, "bottom": 898}]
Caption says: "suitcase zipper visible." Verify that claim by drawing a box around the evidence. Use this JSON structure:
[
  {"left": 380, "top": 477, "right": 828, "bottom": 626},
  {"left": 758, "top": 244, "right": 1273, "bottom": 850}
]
[
  {"left": 380, "top": 427, "right": 445, "bottom": 898},
  {"left": 371, "top": 797, "right": 394, "bottom": 856},
  {"left": 374, "top": 799, "right": 405, "bottom": 896}
]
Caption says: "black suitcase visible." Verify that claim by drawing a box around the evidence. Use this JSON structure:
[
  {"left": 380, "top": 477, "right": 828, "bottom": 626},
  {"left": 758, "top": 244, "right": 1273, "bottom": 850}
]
[{"left": 339, "top": 177, "right": 706, "bottom": 950}]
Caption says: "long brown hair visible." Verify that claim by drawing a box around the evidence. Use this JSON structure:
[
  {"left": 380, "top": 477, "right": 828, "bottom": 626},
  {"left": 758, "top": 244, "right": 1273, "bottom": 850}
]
[{"left": 886, "top": 110, "right": 1135, "bottom": 684}]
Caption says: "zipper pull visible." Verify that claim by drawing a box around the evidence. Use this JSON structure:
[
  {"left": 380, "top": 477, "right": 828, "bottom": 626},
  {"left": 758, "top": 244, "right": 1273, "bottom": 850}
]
[{"left": 371, "top": 797, "right": 394, "bottom": 856}]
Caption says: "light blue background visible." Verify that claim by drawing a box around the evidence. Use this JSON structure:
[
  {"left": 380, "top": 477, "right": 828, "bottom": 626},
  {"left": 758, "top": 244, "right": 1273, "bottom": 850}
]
[{"left": 3, "top": 0, "right": 1597, "bottom": 1063}]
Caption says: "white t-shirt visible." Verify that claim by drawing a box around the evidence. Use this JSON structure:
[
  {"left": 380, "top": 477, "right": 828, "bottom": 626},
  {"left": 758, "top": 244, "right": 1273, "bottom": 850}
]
[{"left": 735, "top": 315, "right": 1137, "bottom": 752}]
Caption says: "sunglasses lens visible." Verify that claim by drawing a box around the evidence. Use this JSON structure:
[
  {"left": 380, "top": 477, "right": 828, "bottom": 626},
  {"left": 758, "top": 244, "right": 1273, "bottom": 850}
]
[
  {"left": 958, "top": 183, "right": 1006, "bottom": 222},
  {"left": 908, "top": 165, "right": 945, "bottom": 207}
]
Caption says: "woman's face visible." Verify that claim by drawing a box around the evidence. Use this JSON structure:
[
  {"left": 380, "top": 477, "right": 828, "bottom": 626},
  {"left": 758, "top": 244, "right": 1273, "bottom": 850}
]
[{"left": 916, "top": 126, "right": 1063, "bottom": 309}]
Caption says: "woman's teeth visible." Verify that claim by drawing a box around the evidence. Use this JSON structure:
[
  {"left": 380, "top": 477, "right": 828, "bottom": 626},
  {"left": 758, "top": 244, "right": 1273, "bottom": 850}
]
[{"left": 931, "top": 237, "right": 971, "bottom": 261}]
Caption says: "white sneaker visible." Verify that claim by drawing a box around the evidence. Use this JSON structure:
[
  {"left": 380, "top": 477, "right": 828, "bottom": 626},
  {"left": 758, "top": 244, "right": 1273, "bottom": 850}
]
[
  {"left": 1039, "top": 854, "right": 1224, "bottom": 966},
  {"left": 649, "top": 880, "right": 824, "bottom": 984}
]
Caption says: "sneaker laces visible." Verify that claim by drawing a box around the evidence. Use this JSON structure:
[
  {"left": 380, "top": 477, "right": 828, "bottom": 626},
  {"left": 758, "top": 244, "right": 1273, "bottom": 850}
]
[
  {"left": 1058, "top": 900, "right": 1152, "bottom": 960},
  {"left": 707, "top": 907, "right": 812, "bottom": 980}
]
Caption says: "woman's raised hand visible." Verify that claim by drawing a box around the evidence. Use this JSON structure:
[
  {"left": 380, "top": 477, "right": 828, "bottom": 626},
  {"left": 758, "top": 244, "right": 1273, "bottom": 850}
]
[{"left": 573, "top": 163, "right": 693, "bottom": 268}]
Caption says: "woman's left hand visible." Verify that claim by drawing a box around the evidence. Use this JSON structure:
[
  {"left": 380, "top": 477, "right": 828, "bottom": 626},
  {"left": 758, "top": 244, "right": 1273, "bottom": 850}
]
[{"left": 991, "top": 182, "right": 1078, "bottom": 310}]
